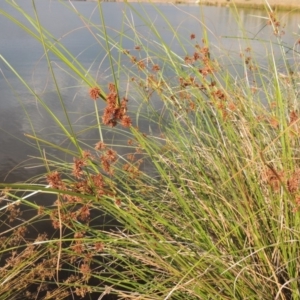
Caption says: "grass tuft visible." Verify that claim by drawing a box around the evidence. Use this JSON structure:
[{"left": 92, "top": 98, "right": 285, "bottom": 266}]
[{"left": 1, "top": 1, "right": 300, "bottom": 299}]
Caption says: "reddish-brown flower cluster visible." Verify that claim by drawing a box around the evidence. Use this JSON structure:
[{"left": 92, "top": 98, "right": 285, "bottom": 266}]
[
  {"left": 261, "top": 163, "right": 300, "bottom": 198},
  {"left": 78, "top": 204, "right": 90, "bottom": 222},
  {"left": 212, "top": 89, "right": 226, "bottom": 101},
  {"left": 152, "top": 64, "right": 160, "bottom": 72},
  {"left": 47, "top": 171, "right": 66, "bottom": 189},
  {"left": 102, "top": 83, "right": 132, "bottom": 128},
  {"left": 289, "top": 111, "right": 299, "bottom": 124},
  {"left": 80, "top": 263, "right": 91, "bottom": 281},
  {"left": 89, "top": 87, "right": 102, "bottom": 100},
  {"left": 287, "top": 169, "right": 300, "bottom": 194},
  {"left": 199, "top": 65, "right": 213, "bottom": 76},
  {"left": 105, "top": 149, "right": 117, "bottom": 162},
  {"left": 184, "top": 55, "right": 194, "bottom": 65},
  {"left": 241, "top": 48, "right": 257, "bottom": 71},
  {"left": 198, "top": 46, "right": 214, "bottom": 76},
  {"left": 115, "top": 198, "right": 121, "bottom": 206},
  {"left": 95, "top": 141, "right": 106, "bottom": 150},
  {"left": 179, "top": 43, "right": 235, "bottom": 120},
  {"left": 179, "top": 76, "right": 198, "bottom": 88},
  {"left": 294, "top": 196, "right": 300, "bottom": 212},
  {"left": 94, "top": 242, "right": 104, "bottom": 252},
  {"left": 267, "top": 12, "right": 285, "bottom": 36},
  {"left": 48, "top": 157, "right": 115, "bottom": 226},
  {"left": 180, "top": 43, "right": 215, "bottom": 82},
  {"left": 73, "top": 179, "right": 93, "bottom": 195},
  {"left": 130, "top": 55, "right": 137, "bottom": 63},
  {"left": 121, "top": 115, "right": 132, "bottom": 127},
  {"left": 73, "top": 157, "right": 87, "bottom": 179},
  {"left": 260, "top": 165, "right": 300, "bottom": 213},
  {"left": 193, "top": 52, "right": 200, "bottom": 61},
  {"left": 146, "top": 75, "right": 164, "bottom": 92},
  {"left": 91, "top": 174, "right": 104, "bottom": 193},
  {"left": 123, "top": 163, "right": 140, "bottom": 179},
  {"left": 100, "top": 148, "right": 118, "bottom": 174},
  {"left": 262, "top": 167, "right": 285, "bottom": 192},
  {"left": 268, "top": 116, "right": 279, "bottom": 129},
  {"left": 137, "top": 60, "right": 146, "bottom": 70}
]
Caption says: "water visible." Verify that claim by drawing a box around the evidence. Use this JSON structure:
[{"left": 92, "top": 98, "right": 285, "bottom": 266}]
[{"left": 1, "top": 1, "right": 300, "bottom": 182}]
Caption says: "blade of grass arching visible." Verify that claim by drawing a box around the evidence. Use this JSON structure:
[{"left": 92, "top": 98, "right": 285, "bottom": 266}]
[
  {"left": 115, "top": 3, "right": 127, "bottom": 93},
  {"left": 272, "top": 28, "right": 297, "bottom": 156},
  {"left": 94, "top": 1, "right": 128, "bottom": 142},
  {"left": 89, "top": 2, "right": 129, "bottom": 142},
  {"left": 113, "top": 10, "right": 184, "bottom": 97},
  {"left": 122, "top": 2, "right": 184, "bottom": 74},
  {"left": 0, "top": 69, "right": 44, "bottom": 152},
  {"left": 97, "top": 2, "right": 120, "bottom": 106},
  {"left": 0, "top": 183, "right": 96, "bottom": 206},
  {"left": 59, "top": 0, "right": 134, "bottom": 72},
  {"left": 24, "top": 134, "right": 78, "bottom": 158},
  {"left": 267, "top": 46, "right": 296, "bottom": 276},
  {"left": 92, "top": 100, "right": 104, "bottom": 143},
  {"left": 150, "top": 4, "right": 188, "bottom": 52},
  {"left": 0, "top": 56, "right": 77, "bottom": 153},
  {"left": 269, "top": 40, "right": 300, "bottom": 295},
  {"left": 269, "top": 44, "right": 292, "bottom": 168},
  {"left": 55, "top": 1, "right": 117, "bottom": 143},
  {"left": 167, "top": 130, "right": 245, "bottom": 240},
  {"left": 0, "top": 56, "right": 49, "bottom": 170},
  {"left": 0, "top": 246, "right": 49, "bottom": 285},
  {"left": 1, "top": 3, "right": 106, "bottom": 99},
  {"left": 133, "top": 130, "right": 218, "bottom": 249},
  {"left": 31, "top": 0, "right": 85, "bottom": 158},
  {"left": 27, "top": 1, "right": 103, "bottom": 174},
  {"left": 64, "top": 2, "right": 139, "bottom": 143}
]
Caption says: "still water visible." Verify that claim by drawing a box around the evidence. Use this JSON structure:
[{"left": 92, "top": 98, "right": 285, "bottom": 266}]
[
  {"left": 0, "top": 0, "right": 300, "bottom": 182},
  {"left": 0, "top": 2, "right": 300, "bottom": 299}
]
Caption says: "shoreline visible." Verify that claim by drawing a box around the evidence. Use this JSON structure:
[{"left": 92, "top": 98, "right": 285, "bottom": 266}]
[
  {"left": 194, "top": 0, "right": 300, "bottom": 9},
  {"left": 110, "top": 0, "right": 300, "bottom": 10}
]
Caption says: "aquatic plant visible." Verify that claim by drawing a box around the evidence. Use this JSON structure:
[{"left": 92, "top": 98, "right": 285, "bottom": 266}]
[{"left": 1, "top": 0, "right": 300, "bottom": 299}]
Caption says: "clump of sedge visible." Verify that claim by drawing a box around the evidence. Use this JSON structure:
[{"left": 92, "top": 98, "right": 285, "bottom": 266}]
[{"left": 101, "top": 83, "right": 132, "bottom": 128}]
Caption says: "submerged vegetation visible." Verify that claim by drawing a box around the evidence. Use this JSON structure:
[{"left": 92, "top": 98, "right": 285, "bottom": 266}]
[{"left": 1, "top": 0, "right": 300, "bottom": 299}]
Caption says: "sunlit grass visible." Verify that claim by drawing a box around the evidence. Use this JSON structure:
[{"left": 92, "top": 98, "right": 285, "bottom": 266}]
[{"left": 1, "top": 0, "right": 300, "bottom": 299}]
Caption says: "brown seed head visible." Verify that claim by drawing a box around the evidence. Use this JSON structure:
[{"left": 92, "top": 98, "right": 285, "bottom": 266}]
[
  {"left": 89, "top": 87, "right": 101, "bottom": 100},
  {"left": 121, "top": 115, "right": 132, "bottom": 128}
]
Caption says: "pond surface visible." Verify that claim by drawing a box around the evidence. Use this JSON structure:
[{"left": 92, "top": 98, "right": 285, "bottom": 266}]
[
  {"left": 0, "top": 2, "right": 300, "bottom": 299},
  {"left": 0, "top": 0, "right": 300, "bottom": 182}
]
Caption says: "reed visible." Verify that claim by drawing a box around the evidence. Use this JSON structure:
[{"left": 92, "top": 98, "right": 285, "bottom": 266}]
[{"left": 1, "top": 0, "right": 300, "bottom": 299}]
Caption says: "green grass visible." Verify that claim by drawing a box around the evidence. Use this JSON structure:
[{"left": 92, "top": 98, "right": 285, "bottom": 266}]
[{"left": 1, "top": 0, "right": 300, "bottom": 299}]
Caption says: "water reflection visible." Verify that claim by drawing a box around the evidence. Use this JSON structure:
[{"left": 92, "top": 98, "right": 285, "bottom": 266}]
[{"left": 1, "top": 1, "right": 300, "bottom": 182}]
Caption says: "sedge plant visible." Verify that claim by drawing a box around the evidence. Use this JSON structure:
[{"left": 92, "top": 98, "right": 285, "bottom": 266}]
[{"left": 0, "top": 0, "right": 300, "bottom": 299}]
